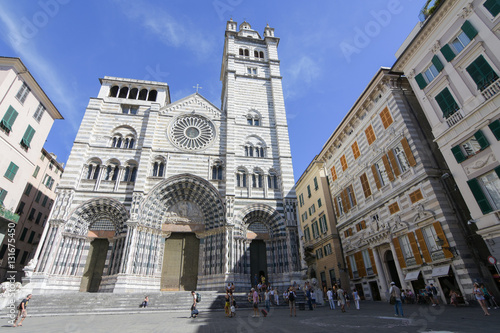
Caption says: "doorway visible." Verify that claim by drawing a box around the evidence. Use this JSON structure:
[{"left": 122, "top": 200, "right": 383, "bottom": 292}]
[
  {"left": 370, "top": 281, "right": 381, "bottom": 301},
  {"left": 80, "top": 238, "right": 109, "bottom": 292},
  {"left": 250, "top": 240, "right": 267, "bottom": 285},
  {"left": 161, "top": 233, "right": 199, "bottom": 291},
  {"left": 385, "top": 250, "right": 401, "bottom": 287},
  {"left": 438, "top": 273, "right": 459, "bottom": 304}
]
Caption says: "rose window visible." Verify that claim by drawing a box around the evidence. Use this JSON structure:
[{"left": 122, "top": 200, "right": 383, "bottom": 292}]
[{"left": 168, "top": 115, "right": 215, "bottom": 150}]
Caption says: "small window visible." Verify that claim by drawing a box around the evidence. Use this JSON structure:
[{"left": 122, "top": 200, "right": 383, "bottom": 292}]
[
  {"left": 340, "top": 155, "right": 348, "bottom": 171},
  {"left": 35, "top": 191, "right": 42, "bottom": 203},
  {"left": 247, "top": 67, "right": 257, "bottom": 75},
  {"left": 24, "top": 183, "right": 33, "bottom": 196},
  {"left": 423, "top": 63, "right": 439, "bottom": 83},
  {"left": 380, "top": 107, "right": 394, "bottom": 129},
  {"left": 435, "top": 87, "right": 459, "bottom": 118},
  {"left": 20, "top": 228, "right": 28, "bottom": 241},
  {"left": 122, "top": 106, "right": 139, "bottom": 115},
  {"left": 33, "top": 103, "right": 46, "bottom": 122},
  {"left": 388, "top": 202, "right": 400, "bottom": 215},
  {"left": 409, "top": 189, "right": 424, "bottom": 204},
  {"left": 109, "top": 85, "right": 119, "bottom": 97},
  {"left": 484, "top": 0, "right": 500, "bottom": 17},
  {"left": 33, "top": 165, "right": 40, "bottom": 178},
  {"left": 0, "top": 188, "right": 7, "bottom": 206},
  {"left": 236, "top": 169, "right": 247, "bottom": 187},
  {"left": 0, "top": 106, "right": 19, "bottom": 134},
  {"left": 365, "top": 125, "right": 376, "bottom": 145},
  {"left": 351, "top": 142, "right": 360, "bottom": 160},
  {"left": 16, "top": 82, "right": 30, "bottom": 104},
  {"left": 4, "top": 162, "right": 19, "bottom": 181},
  {"left": 450, "top": 31, "right": 471, "bottom": 54},
  {"left": 118, "top": 87, "right": 129, "bottom": 98},
  {"left": 20, "top": 125, "right": 36, "bottom": 150},
  {"left": 148, "top": 90, "right": 157, "bottom": 101}
]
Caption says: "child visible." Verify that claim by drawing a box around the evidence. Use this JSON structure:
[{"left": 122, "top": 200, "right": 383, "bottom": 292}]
[{"left": 230, "top": 299, "right": 236, "bottom": 317}]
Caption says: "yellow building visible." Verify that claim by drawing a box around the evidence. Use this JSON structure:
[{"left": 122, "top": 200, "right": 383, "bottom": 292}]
[{"left": 296, "top": 158, "right": 349, "bottom": 290}]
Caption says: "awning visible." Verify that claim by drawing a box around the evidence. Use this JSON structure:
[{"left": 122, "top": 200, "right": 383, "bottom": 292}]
[
  {"left": 404, "top": 270, "right": 420, "bottom": 281},
  {"left": 431, "top": 265, "right": 451, "bottom": 277}
]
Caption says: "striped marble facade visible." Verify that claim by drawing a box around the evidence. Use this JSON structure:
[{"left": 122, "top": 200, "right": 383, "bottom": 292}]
[{"left": 30, "top": 21, "right": 301, "bottom": 294}]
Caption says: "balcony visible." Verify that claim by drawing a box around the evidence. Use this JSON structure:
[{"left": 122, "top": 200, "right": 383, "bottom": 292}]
[
  {"left": 446, "top": 109, "right": 464, "bottom": 128},
  {"left": 482, "top": 77, "right": 500, "bottom": 101}
]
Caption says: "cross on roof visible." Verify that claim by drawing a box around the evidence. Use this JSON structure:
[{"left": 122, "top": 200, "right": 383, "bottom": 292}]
[{"left": 193, "top": 84, "right": 202, "bottom": 93}]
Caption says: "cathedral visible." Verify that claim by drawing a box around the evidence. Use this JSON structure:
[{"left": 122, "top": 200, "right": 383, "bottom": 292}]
[{"left": 29, "top": 20, "right": 301, "bottom": 293}]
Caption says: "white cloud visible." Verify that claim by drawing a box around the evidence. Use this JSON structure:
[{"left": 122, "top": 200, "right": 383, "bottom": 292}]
[
  {"left": 114, "top": 0, "right": 215, "bottom": 57},
  {"left": 284, "top": 55, "right": 321, "bottom": 100},
  {"left": 0, "top": 6, "right": 81, "bottom": 132}
]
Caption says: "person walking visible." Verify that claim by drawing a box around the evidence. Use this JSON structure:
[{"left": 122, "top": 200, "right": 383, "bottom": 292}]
[
  {"left": 311, "top": 289, "right": 316, "bottom": 309},
  {"left": 430, "top": 283, "right": 439, "bottom": 306},
  {"left": 337, "top": 287, "right": 346, "bottom": 312},
  {"left": 473, "top": 282, "right": 491, "bottom": 316},
  {"left": 389, "top": 282, "right": 404, "bottom": 317},
  {"left": 480, "top": 283, "right": 495, "bottom": 309},
  {"left": 353, "top": 288, "right": 360, "bottom": 310},
  {"left": 252, "top": 288, "right": 260, "bottom": 317},
  {"left": 327, "top": 288, "right": 335, "bottom": 310},
  {"left": 264, "top": 288, "right": 271, "bottom": 312},
  {"left": 288, "top": 287, "right": 297, "bottom": 317},
  {"left": 190, "top": 291, "right": 198, "bottom": 318},
  {"left": 13, "top": 294, "right": 32, "bottom": 327},
  {"left": 224, "top": 291, "right": 231, "bottom": 317}
]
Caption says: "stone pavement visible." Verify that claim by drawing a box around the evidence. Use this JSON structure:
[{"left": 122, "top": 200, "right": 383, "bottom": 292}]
[{"left": 1, "top": 301, "right": 499, "bottom": 333}]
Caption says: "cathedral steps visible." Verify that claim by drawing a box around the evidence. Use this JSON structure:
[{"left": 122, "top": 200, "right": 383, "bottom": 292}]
[{"left": 2, "top": 291, "right": 292, "bottom": 317}]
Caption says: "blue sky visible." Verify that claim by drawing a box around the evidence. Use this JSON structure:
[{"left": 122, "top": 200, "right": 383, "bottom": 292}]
[{"left": 0, "top": 0, "right": 425, "bottom": 181}]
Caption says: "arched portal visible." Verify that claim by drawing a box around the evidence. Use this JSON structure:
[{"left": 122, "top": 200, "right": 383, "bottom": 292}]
[
  {"left": 140, "top": 174, "right": 225, "bottom": 291},
  {"left": 384, "top": 250, "right": 401, "bottom": 288}
]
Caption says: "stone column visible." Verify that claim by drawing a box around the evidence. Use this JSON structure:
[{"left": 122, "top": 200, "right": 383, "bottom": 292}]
[
  {"left": 389, "top": 241, "right": 407, "bottom": 289},
  {"left": 372, "top": 247, "right": 389, "bottom": 297}
]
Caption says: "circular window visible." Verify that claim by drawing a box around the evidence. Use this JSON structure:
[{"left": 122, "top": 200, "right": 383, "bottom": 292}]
[{"left": 168, "top": 115, "right": 215, "bottom": 150}]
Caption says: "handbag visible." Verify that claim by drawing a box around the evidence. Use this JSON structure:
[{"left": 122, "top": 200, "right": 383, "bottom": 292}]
[{"left": 389, "top": 295, "right": 396, "bottom": 305}]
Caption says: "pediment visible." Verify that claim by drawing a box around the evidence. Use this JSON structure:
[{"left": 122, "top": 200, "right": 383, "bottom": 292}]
[{"left": 160, "top": 93, "right": 222, "bottom": 120}]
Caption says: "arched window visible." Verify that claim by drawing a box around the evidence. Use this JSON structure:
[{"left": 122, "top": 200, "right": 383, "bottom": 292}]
[
  {"left": 123, "top": 167, "right": 130, "bottom": 182},
  {"left": 138, "top": 89, "right": 148, "bottom": 100},
  {"left": 123, "top": 163, "right": 138, "bottom": 182},
  {"left": 148, "top": 90, "right": 157, "bottom": 101},
  {"left": 92, "top": 165, "right": 100, "bottom": 180},
  {"left": 109, "top": 86, "right": 119, "bottom": 97},
  {"left": 259, "top": 51, "right": 264, "bottom": 58},
  {"left": 118, "top": 87, "right": 129, "bottom": 98},
  {"left": 124, "top": 138, "right": 130, "bottom": 148},
  {"left": 212, "top": 164, "right": 223, "bottom": 180},
  {"left": 129, "top": 138, "right": 135, "bottom": 149},
  {"left": 152, "top": 161, "right": 165, "bottom": 177},
  {"left": 87, "top": 164, "right": 93, "bottom": 179},
  {"left": 245, "top": 146, "right": 254, "bottom": 157},
  {"left": 268, "top": 173, "right": 278, "bottom": 189},
  {"left": 236, "top": 169, "right": 247, "bottom": 187},
  {"left": 130, "top": 167, "right": 137, "bottom": 182},
  {"left": 105, "top": 165, "right": 113, "bottom": 181},
  {"left": 253, "top": 171, "right": 263, "bottom": 188},
  {"left": 239, "top": 49, "right": 244, "bottom": 56},
  {"left": 254, "top": 50, "right": 259, "bottom": 57},
  {"left": 128, "top": 88, "right": 138, "bottom": 99},
  {"left": 244, "top": 49, "right": 249, "bottom": 56},
  {"left": 246, "top": 113, "right": 261, "bottom": 126},
  {"left": 112, "top": 137, "right": 117, "bottom": 148},
  {"left": 117, "top": 137, "right": 122, "bottom": 148},
  {"left": 259, "top": 147, "right": 264, "bottom": 157}
]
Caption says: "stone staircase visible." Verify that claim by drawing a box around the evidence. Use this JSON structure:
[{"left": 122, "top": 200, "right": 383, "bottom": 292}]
[{"left": 1, "top": 291, "right": 265, "bottom": 317}]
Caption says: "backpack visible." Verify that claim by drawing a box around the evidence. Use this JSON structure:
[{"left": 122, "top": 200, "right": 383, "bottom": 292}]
[
  {"left": 196, "top": 292, "right": 201, "bottom": 302},
  {"left": 288, "top": 291, "right": 295, "bottom": 301}
]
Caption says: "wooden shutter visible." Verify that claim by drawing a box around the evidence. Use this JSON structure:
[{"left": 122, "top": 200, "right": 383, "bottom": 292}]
[
  {"left": 341, "top": 189, "right": 349, "bottom": 213},
  {"left": 436, "top": 88, "right": 459, "bottom": 118},
  {"left": 407, "top": 232, "right": 423, "bottom": 265},
  {"left": 433, "top": 221, "right": 454, "bottom": 259},
  {"left": 356, "top": 224, "right": 361, "bottom": 232},
  {"left": 440, "top": 44, "right": 456, "bottom": 62},
  {"left": 380, "top": 107, "right": 393, "bottom": 129},
  {"left": 361, "top": 220, "right": 366, "bottom": 229},
  {"left": 432, "top": 55, "right": 444, "bottom": 72},
  {"left": 333, "top": 195, "right": 340, "bottom": 217},
  {"left": 346, "top": 256, "right": 353, "bottom": 279},
  {"left": 368, "top": 248, "right": 378, "bottom": 275},
  {"left": 349, "top": 185, "right": 357, "bottom": 206},
  {"left": 466, "top": 55, "right": 498, "bottom": 90},
  {"left": 392, "top": 237, "right": 407, "bottom": 269},
  {"left": 484, "top": 0, "right": 500, "bottom": 17},
  {"left": 415, "top": 73, "right": 428, "bottom": 89},
  {"left": 474, "top": 130, "right": 490, "bottom": 150},
  {"left": 343, "top": 189, "right": 351, "bottom": 211},
  {"left": 371, "top": 165, "right": 382, "bottom": 190},
  {"left": 331, "top": 165, "right": 337, "bottom": 181},
  {"left": 382, "top": 155, "right": 395, "bottom": 181},
  {"left": 352, "top": 141, "right": 360, "bottom": 159},
  {"left": 355, "top": 252, "right": 366, "bottom": 277},
  {"left": 415, "top": 228, "right": 432, "bottom": 263},
  {"left": 451, "top": 145, "right": 466, "bottom": 163},
  {"left": 388, "top": 150, "right": 401, "bottom": 177},
  {"left": 461, "top": 20, "right": 478, "bottom": 40},
  {"left": 360, "top": 173, "right": 372, "bottom": 198},
  {"left": 488, "top": 120, "right": 500, "bottom": 140},
  {"left": 467, "top": 178, "right": 493, "bottom": 214},
  {"left": 401, "top": 137, "right": 417, "bottom": 167}
]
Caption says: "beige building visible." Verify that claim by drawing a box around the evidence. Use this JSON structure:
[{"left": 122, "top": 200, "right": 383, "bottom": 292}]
[
  {"left": 317, "top": 68, "right": 480, "bottom": 303},
  {"left": 0, "top": 149, "right": 63, "bottom": 281},
  {"left": 392, "top": 0, "right": 500, "bottom": 291},
  {"left": 0, "top": 57, "right": 63, "bottom": 248},
  {"left": 296, "top": 158, "right": 349, "bottom": 290}
]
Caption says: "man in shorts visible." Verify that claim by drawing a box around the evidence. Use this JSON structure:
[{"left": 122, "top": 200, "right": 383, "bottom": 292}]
[
  {"left": 288, "top": 287, "right": 297, "bottom": 317},
  {"left": 13, "top": 294, "right": 32, "bottom": 327},
  {"left": 252, "top": 288, "right": 259, "bottom": 317}
]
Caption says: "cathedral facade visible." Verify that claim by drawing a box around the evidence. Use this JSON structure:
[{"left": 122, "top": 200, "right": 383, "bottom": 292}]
[{"left": 30, "top": 20, "right": 301, "bottom": 293}]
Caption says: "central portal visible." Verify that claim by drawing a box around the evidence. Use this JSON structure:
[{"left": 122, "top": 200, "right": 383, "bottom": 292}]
[
  {"left": 250, "top": 239, "right": 267, "bottom": 284},
  {"left": 161, "top": 233, "right": 199, "bottom": 291}
]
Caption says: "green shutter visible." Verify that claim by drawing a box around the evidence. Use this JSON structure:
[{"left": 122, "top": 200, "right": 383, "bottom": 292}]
[
  {"left": 432, "top": 55, "right": 444, "bottom": 72},
  {"left": 21, "top": 125, "right": 36, "bottom": 149},
  {"left": 4, "top": 162, "right": 19, "bottom": 181},
  {"left": 461, "top": 20, "right": 478, "bottom": 40},
  {"left": 474, "top": 130, "right": 490, "bottom": 150},
  {"left": 466, "top": 55, "right": 499, "bottom": 90},
  {"left": 0, "top": 189, "right": 7, "bottom": 205},
  {"left": 415, "top": 73, "right": 428, "bottom": 89},
  {"left": 440, "top": 44, "right": 456, "bottom": 62},
  {"left": 451, "top": 145, "right": 466, "bottom": 163},
  {"left": 484, "top": 0, "right": 500, "bottom": 17},
  {"left": 488, "top": 120, "right": 500, "bottom": 140},
  {"left": 435, "top": 88, "right": 459, "bottom": 118},
  {"left": 1, "top": 106, "right": 19, "bottom": 131},
  {"left": 467, "top": 178, "right": 493, "bottom": 214}
]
